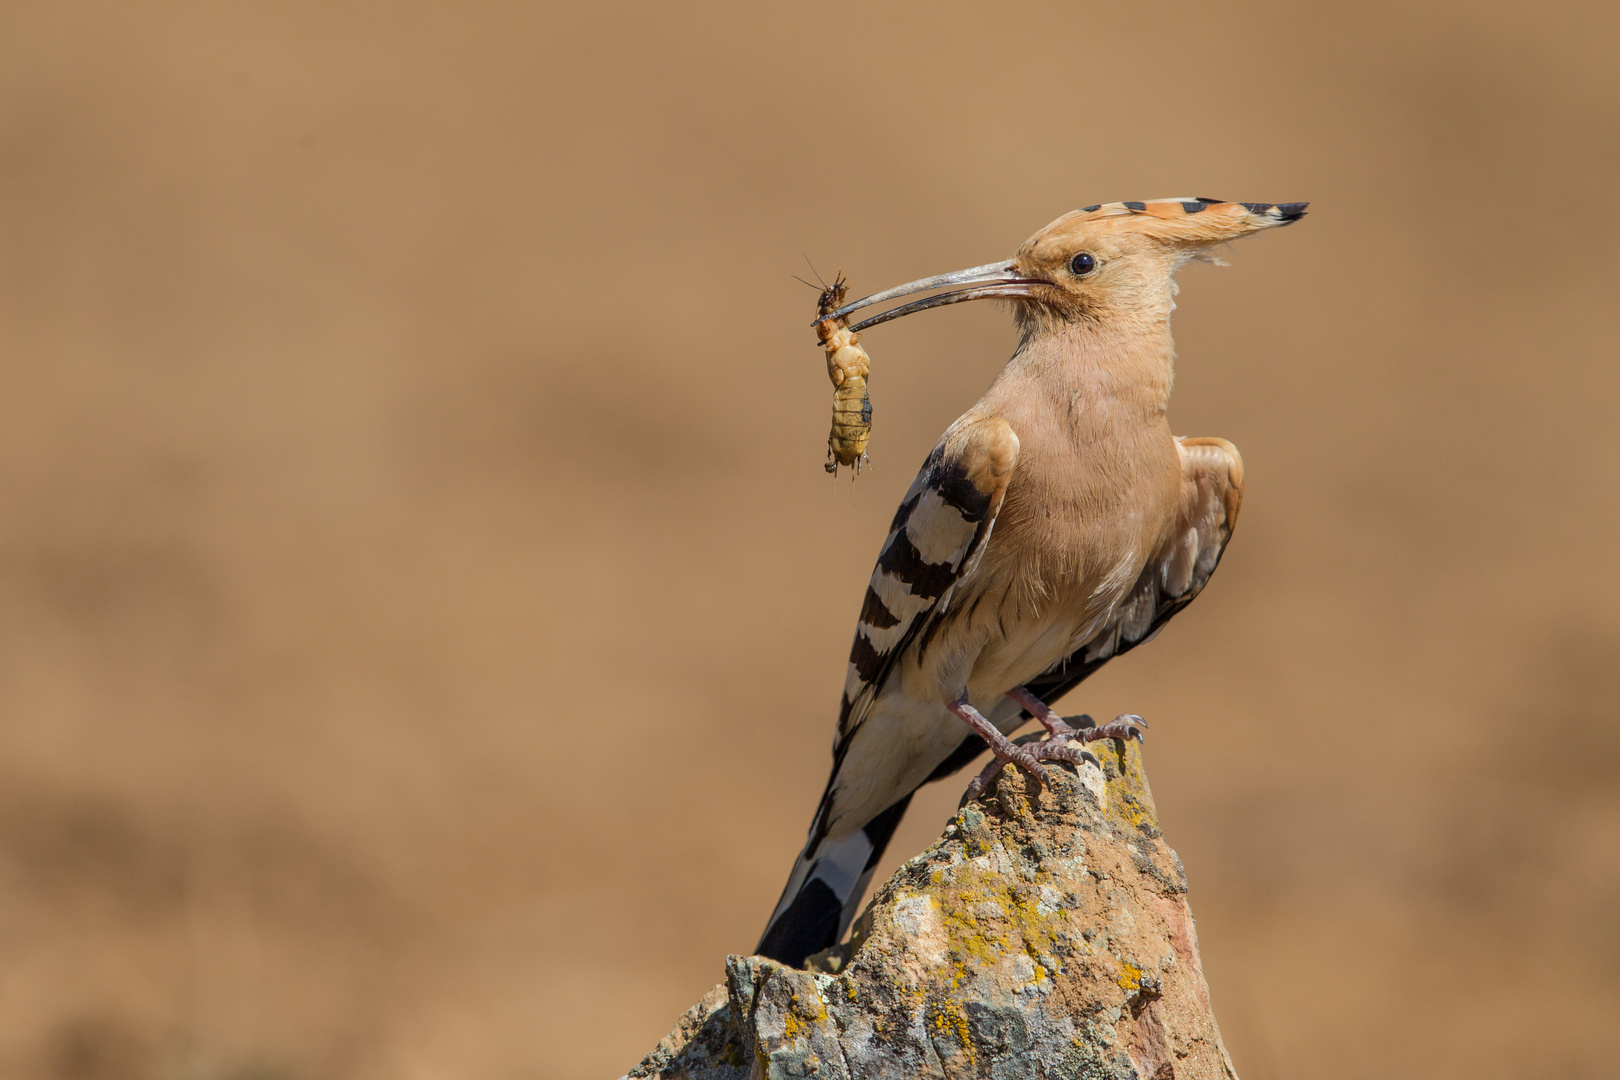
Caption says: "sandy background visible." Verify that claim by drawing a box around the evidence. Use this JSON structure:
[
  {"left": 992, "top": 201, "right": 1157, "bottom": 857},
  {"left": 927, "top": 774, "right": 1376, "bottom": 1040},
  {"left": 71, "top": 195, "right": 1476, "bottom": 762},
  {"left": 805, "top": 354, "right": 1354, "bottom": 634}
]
[{"left": 1, "top": 1, "right": 1617, "bottom": 1078}]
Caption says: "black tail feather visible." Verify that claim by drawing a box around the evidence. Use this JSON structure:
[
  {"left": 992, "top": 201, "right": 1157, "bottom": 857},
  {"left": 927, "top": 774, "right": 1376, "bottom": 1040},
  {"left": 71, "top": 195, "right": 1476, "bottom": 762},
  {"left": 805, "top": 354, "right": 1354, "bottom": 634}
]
[
  {"left": 756, "top": 794, "right": 914, "bottom": 967},
  {"left": 756, "top": 878, "right": 842, "bottom": 966}
]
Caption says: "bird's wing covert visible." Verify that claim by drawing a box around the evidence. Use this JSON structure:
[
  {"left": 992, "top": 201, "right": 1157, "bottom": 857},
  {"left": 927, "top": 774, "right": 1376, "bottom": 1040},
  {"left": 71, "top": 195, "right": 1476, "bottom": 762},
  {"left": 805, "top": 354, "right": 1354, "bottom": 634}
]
[
  {"left": 1023, "top": 436, "right": 1245, "bottom": 708},
  {"left": 833, "top": 417, "right": 1020, "bottom": 751}
]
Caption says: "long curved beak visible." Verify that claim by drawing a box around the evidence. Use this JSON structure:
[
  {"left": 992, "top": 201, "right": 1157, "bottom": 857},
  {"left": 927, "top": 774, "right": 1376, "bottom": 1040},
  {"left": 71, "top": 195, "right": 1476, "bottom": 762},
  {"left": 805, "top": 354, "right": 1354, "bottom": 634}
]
[{"left": 813, "top": 260, "right": 1048, "bottom": 333}]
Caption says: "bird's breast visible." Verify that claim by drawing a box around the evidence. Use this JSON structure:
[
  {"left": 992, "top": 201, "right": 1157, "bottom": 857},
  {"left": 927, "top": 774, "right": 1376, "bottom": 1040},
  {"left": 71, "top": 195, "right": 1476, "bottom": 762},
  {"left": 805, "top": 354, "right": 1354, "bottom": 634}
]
[{"left": 952, "top": 411, "right": 1182, "bottom": 693}]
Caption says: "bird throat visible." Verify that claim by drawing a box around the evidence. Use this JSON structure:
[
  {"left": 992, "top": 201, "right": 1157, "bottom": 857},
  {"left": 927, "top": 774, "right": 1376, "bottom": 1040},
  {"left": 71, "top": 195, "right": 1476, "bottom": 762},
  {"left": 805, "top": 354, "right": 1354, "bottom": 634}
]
[{"left": 1016, "top": 319, "right": 1177, "bottom": 429}]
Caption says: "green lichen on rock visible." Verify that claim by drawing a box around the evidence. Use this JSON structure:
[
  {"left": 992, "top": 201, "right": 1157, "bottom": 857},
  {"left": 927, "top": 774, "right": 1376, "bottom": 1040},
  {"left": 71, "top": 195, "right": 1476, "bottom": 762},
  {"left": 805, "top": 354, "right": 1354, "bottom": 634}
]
[{"left": 626, "top": 742, "right": 1239, "bottom": 1080}]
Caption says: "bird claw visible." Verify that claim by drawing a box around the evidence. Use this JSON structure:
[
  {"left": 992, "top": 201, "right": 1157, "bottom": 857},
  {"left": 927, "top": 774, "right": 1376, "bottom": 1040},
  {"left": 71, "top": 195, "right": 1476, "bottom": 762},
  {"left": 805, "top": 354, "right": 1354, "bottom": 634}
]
[
  {"left": 959, "top": 731, "right": 1103, "bottom": 807},
  {"left": 1027, "top": 739, "right": 1104, "bottom": 770},
  {"left": 1074, "top": 712, "right": 1147, "bottom": 744}
]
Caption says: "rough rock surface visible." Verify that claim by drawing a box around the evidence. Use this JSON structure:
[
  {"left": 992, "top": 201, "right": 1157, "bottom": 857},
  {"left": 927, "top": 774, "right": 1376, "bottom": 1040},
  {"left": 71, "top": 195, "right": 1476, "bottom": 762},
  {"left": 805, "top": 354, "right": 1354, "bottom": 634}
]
[{"left": 625, "top": 740, "right": 1240, "bottom": 1080}]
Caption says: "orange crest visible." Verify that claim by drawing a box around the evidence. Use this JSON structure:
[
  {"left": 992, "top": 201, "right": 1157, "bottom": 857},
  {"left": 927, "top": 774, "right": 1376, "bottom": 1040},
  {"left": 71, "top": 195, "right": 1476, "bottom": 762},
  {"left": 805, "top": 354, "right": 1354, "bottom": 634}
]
[{"left": 1025, "top": 198, "right": 1307, "bottom": 251}]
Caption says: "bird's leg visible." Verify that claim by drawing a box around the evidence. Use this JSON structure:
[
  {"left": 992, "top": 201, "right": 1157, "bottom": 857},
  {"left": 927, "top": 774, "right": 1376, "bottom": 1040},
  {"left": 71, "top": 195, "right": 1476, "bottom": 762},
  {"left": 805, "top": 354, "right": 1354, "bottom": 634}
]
[
  {"left": 948, "top": 692, "right": 1050, "bottom": 787},
  {"left": 1006, "top": 685, "right": 1148, "bottom": 745},
  {"left": 1005, "top": 686, "right": 1082, "bottom": 738},
  {"left": 953, "top": 690, "right": 1103, "bottom": 807}
]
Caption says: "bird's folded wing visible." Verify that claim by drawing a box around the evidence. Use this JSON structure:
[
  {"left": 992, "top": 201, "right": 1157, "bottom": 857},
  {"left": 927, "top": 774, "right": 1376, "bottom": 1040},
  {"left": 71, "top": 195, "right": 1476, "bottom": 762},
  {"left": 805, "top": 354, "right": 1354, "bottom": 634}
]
[
  {"left": 832, "top": 416, "right": 1020, "bottom": 755},
  {"left": 1023, "top": 436, "right": 1245, "bottom": 708}
]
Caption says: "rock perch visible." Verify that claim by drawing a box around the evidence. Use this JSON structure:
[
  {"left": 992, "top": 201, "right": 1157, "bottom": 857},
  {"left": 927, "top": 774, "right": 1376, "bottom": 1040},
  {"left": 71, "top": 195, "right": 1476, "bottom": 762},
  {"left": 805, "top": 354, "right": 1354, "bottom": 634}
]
[{"left": 625, "top": 740, "right": 1240, "bottom": 1079}]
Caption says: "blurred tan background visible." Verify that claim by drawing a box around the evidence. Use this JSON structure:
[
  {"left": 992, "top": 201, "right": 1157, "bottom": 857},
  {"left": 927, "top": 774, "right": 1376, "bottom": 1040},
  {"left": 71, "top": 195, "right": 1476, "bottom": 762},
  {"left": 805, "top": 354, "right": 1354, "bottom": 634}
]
[{"left": 1, "top": 1, "right": 1617, "bottom": 1077}]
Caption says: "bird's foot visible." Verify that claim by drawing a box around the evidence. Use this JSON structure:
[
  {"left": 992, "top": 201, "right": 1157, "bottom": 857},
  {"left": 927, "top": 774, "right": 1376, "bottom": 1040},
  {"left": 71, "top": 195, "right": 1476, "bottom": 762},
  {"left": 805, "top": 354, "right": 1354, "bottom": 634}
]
[
  {"left": 946, "top": 693, "right": 1073, "bottom": 803},
  {"left": 960, "top": 731, "right": 1101, "bottom": 807},
  {"left": 1004, "top": 686, "right": 1147, "bottom": 745},
  {"left": 1069, "top": 712, "right": 1148, "bottom": 744}
]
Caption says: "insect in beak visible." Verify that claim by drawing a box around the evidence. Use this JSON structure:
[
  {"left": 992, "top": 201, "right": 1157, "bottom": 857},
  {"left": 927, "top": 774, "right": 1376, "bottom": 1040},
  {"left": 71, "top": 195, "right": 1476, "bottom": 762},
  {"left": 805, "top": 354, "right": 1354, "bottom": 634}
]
[{"left": 814, "top": 261, "right": 1049, "bottom": 333}]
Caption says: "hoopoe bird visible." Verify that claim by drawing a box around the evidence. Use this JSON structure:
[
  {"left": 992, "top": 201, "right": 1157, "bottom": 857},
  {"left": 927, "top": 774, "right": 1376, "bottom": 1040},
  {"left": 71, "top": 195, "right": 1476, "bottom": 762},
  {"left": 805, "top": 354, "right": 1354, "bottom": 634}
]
[{"left": 759, "top": 198, "right": 1307, "bottom": 967}]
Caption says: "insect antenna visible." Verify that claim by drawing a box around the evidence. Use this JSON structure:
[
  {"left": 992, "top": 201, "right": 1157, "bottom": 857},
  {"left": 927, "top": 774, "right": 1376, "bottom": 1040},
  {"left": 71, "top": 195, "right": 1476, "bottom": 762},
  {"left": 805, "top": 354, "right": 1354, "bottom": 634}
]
[{"left": 802, "top": 255, "right": 830, "bottom": 290}]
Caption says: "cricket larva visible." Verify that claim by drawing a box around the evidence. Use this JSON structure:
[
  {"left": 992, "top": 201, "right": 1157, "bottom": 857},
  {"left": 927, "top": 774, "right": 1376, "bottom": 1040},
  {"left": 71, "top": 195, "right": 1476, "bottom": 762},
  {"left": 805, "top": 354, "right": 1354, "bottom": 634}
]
[{"left": 815, "top": 274, "right": 872, "bottom": 475}]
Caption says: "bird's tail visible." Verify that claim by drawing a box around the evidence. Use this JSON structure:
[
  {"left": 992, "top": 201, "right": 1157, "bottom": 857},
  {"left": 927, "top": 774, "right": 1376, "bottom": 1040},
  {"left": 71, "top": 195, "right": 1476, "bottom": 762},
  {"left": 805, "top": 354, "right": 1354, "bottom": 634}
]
[{"left": 756, "top": 794, "right": 912, "bottom": 967}]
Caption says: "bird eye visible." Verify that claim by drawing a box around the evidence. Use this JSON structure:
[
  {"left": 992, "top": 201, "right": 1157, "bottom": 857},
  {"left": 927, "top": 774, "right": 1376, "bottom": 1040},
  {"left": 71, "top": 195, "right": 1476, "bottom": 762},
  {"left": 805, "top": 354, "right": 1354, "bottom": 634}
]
[{"left": 1069, "top": 252, "right": 1097, "bottom": 276}]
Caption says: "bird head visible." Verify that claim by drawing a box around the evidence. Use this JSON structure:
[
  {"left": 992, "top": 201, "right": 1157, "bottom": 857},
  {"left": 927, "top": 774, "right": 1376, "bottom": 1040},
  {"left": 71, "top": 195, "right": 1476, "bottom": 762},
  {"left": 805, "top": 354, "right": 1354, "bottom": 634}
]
[{"left": 821, "top": 199, "right": 1306, "bottom": 336}]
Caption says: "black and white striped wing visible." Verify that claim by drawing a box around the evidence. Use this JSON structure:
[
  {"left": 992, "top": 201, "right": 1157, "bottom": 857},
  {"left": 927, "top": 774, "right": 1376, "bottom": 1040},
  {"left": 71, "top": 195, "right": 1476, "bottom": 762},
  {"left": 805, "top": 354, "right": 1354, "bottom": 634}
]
[
  {"left": 1024, "top": 436, "right": 1245, "bottom": 709},
  {"left": 833, "top": 416, "right": 1020, "bottom": 752},
  {"left": 755, "top": 416, "right": 1020, "bottom": 966}
]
